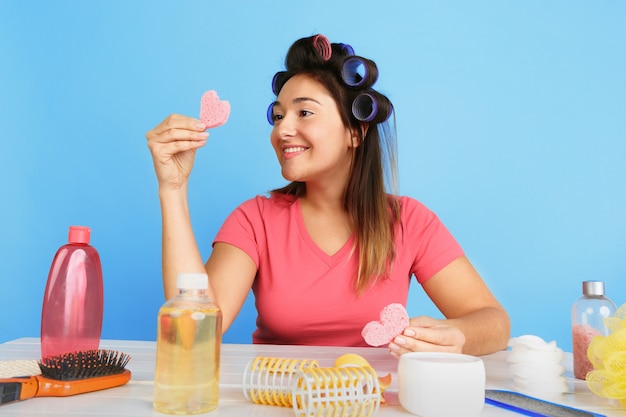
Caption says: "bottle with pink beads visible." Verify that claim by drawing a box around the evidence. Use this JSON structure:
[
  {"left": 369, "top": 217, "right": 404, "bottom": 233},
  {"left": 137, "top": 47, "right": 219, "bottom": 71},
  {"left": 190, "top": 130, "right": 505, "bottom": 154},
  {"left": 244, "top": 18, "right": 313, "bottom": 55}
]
[
  {"left": 571, "top": 280, "right": 616, "bottom": 380},
  {"left": 40, "top": 226, "right": 104, "bottom": 360}
]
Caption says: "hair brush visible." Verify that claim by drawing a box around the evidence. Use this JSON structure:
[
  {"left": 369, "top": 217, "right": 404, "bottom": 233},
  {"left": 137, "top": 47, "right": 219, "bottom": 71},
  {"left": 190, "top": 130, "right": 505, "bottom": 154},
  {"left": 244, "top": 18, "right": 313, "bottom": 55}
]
[{"left": 0, "top": 349, "right": 131, "bottom": 406}]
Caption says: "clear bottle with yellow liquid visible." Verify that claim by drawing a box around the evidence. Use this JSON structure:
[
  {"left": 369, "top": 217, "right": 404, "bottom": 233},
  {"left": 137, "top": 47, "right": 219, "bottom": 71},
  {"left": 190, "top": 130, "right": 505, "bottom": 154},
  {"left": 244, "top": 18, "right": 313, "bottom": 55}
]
[{"left": 154, "top": 273, "right": 222, "bottom": 414}]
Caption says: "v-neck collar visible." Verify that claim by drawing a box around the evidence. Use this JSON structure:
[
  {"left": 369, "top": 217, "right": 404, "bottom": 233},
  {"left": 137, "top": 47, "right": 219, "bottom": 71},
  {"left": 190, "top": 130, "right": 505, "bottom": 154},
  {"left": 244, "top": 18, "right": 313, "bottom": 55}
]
[{"left": 294, "top": 198, "right": 355, "bottom": 267}]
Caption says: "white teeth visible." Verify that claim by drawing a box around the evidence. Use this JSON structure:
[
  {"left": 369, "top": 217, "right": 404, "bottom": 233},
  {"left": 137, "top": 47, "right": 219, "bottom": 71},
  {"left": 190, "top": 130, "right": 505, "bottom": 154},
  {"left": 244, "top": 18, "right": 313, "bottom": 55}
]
[{"left": 284, "top": 146, "right": 308, "bottom": 154}]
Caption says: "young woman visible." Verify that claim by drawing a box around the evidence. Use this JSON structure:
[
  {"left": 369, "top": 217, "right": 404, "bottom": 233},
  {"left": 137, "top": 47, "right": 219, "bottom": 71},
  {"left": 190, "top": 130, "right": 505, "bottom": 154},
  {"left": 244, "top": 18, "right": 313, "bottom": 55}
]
[{"left": 146, "top": 34, "right": 510, "bottom": 356}]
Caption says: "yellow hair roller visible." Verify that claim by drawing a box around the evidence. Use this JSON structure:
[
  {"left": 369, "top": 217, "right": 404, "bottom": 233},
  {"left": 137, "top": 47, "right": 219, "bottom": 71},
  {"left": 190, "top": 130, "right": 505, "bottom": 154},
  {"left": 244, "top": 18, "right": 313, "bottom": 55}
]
[
  {"left": 243, "top": 357, "right": 320, "bottom": 406},
  {"left": 242, "top": 355, "right": 385, "bottom": 416},
  {"left": 292, "top": 366, "right": 381, "bottom": 417}
]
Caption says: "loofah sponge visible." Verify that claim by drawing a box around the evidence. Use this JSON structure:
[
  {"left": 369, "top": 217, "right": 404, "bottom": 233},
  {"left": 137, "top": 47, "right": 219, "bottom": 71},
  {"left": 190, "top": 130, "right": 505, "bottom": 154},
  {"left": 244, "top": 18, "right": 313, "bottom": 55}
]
[
  {"left": 362, "top": 303, "right": 409, "bottom": 347},
  {"left": 200, "top": 90, "right": 230, "bottom": 129},
  {"left": 586, "top": 303, "right": 626, "bottom": 405}
]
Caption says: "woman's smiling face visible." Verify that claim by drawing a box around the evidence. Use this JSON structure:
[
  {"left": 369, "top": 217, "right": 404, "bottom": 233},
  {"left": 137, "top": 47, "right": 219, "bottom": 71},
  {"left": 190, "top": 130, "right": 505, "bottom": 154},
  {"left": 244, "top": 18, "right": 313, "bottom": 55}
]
[{"left": 270, "top": 74, "right": 356, "bottom": 186}]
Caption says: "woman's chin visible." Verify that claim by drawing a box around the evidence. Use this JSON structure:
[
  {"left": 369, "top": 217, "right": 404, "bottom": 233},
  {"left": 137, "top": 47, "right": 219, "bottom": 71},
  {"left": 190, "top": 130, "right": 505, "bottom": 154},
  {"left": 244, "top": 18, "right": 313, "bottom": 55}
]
[{"left": 281, "top": 170, "right": 303, "bottom": 183}]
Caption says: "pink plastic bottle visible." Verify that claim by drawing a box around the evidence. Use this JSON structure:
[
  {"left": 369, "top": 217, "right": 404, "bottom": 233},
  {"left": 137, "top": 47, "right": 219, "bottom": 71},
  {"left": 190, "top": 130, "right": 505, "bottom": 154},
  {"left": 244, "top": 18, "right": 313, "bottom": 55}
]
[{"left": 40, "top": 226, "right": 104, "bottom": 359}]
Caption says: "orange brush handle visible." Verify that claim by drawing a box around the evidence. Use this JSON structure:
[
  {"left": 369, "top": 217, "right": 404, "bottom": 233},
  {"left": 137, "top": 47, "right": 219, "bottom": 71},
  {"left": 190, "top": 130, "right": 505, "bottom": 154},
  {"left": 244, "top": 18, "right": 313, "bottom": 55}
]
[
  {"left": 3, "top": 370, "right": 131, "bottom": 401},
  {"left": 2, "top": 376, "right": 39, "bottom": 401},
  {"left": 37, "top": 369, "right": 131, "bottom": 397}
]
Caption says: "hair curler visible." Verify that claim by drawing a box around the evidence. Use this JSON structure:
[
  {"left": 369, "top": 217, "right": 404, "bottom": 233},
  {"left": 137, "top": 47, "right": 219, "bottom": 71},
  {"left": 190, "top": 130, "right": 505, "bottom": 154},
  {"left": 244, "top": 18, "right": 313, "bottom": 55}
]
[
  {"left": 266, "top": 102, "right": 276, "bottom": 126},
  {"left": 352, "top": 91, "right": 392, "bottom": 124},
  {"left": 352, "top": 92, "right": 378, "bottom": 122},
  {"left": 339, "top": 43, "right": 355, "bottom": 57},
  {"left": 242, "top": 357, "right": 320, "bottom": 407},
  {"left": 242, "top": 357, "right": 382, "bottom": 417},
  {"left": 341, "top": 56, "right": 378, "bottom": 88},
  {"left": 313, "top": 34, "right": 332, "bottom": 61},
  {"left": 291, "top": 366, "right": 381, "bottom": 417},
  {"left": 271, "top": 71, "right": 288, "bottom": 96}
]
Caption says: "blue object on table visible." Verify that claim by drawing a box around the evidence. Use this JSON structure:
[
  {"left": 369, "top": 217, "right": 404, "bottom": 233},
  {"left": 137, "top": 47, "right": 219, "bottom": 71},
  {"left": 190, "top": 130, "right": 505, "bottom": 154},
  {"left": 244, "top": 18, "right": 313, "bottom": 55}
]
[{"left": 485, "top": 390, "right": 606, "bottom": 417}]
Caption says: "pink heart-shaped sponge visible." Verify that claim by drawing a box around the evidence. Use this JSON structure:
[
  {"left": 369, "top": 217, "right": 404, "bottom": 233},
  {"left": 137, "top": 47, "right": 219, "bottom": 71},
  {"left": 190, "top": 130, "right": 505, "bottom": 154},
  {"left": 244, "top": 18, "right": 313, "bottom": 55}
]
[
  {"left": 200, "top": 90, "right": 230, "bottom": 129},
  {"left": 361, "top": 303, "right": 410, "bottom": 347}
]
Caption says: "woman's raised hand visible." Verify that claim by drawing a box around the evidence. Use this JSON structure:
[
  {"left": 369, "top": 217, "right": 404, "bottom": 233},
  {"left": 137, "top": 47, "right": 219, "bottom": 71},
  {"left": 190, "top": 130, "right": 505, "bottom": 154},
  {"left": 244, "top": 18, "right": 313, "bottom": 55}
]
[{"left": 146, "top": 114, "right": 209, "bottom": 191}]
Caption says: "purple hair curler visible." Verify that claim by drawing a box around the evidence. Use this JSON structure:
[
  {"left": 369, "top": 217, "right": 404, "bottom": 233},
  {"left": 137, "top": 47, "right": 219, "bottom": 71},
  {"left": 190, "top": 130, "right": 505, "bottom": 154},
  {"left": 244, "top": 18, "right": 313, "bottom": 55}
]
[
  {"left": 339, "top": 43, "right": 355, "bottom": 56},
  {"left": 266, "top": 102, "right": 276, "bottom": 125},
  {"left": 272, "top": 72, "right": 288, "bottom": 96},
  {"left": 352, "top": 92, "right": 378, "bottom": 123},
  {"left": 313, "top": 34, "right": 332, "bottom": 61},
  {"left": 341, "top": 56, "right": 378, "bottom": 88}
]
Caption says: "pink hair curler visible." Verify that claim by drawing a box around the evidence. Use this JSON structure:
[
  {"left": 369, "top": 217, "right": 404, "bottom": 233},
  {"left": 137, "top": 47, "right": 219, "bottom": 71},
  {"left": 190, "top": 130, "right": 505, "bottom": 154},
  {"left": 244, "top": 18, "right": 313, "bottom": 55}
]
[{"left": 313, "top": 34, "right": 332, "bottom": 61}]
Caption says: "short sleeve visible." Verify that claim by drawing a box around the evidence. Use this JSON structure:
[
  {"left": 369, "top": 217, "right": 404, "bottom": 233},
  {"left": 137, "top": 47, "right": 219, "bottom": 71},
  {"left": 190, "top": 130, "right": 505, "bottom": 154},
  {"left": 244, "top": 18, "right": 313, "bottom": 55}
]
[
  {"left": 213, "top": 197, "right": 267, "bottom": 267},
  {"left": 399, "top": 197, "right": 464, "bottom": 283}
]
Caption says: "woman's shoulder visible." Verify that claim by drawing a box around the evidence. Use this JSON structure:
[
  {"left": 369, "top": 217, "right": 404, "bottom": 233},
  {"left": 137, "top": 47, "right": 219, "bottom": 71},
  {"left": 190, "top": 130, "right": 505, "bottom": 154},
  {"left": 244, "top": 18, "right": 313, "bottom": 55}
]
[
  {"left": 391, "top": 194, "right": 431, "bottom": 213},
  {"left": 237, "top": 192, "right": 297, "bottom": 214},
  {"left": 390, "top": 195, "right": 442, "bottom": 227}
]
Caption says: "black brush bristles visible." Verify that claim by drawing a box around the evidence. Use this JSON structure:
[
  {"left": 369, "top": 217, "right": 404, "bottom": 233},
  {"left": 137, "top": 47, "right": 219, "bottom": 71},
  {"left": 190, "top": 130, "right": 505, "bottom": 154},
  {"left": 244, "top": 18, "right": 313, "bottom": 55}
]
[{"left": 39, "top": 349, "right": 131, "bottom": 381}]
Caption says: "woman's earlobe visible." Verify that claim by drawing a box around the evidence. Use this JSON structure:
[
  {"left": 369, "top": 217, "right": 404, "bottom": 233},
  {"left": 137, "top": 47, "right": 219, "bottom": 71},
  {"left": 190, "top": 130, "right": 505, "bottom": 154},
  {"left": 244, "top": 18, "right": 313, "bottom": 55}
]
[
  {"left": 349, "top": 130, "right": 361, "bottom": 147},
  {"left": 349, "top": 123, "right": 369, "bottom": 148}
]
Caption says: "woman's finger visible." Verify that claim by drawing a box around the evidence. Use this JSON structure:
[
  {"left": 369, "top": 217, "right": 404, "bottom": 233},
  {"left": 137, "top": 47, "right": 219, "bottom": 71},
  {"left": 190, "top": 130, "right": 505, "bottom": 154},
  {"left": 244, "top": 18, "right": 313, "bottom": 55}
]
[
  {"left": 405, "top": 325, "right": 460, "bottom": 346},
  {"left": 147, "top": 114, "right": 207, "bottom": 139},
  {"left": 148, "top": 128, "right": 209, "bottom": 147},
  {"left": 151, "top": 139, "right": 208, "bottom": 161},
  {"left": 389, "top": 325, "right": 465, "bottom": 355}
]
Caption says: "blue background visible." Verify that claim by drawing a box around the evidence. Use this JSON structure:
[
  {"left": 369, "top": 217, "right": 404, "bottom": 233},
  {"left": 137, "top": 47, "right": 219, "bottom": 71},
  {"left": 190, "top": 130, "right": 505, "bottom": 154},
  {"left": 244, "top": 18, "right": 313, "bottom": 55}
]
[{"left": 1, "top": 1, "right": 624, "bottom": 353}]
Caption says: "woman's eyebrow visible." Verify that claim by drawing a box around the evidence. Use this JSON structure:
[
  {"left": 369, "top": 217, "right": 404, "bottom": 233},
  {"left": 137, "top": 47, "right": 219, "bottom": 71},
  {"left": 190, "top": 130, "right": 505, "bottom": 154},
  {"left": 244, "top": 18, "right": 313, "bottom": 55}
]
[
  {"left": 293, "top": 97, "right": 322, "bottom": 105},
  {"left": 272, "top": 97, "right": 322, "bottom": 109}
]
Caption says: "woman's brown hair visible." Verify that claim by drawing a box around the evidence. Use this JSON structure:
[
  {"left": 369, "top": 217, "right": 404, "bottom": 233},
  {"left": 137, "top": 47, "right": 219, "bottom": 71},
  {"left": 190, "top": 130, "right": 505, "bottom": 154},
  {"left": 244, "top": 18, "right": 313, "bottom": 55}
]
[{"left": 270, "top": 35, "right": 400, "bottom": 293}]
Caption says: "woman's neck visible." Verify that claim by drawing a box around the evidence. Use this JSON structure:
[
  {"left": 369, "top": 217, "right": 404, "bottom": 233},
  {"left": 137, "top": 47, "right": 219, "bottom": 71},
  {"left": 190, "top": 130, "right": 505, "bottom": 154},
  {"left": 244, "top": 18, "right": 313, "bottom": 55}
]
[{"left": 300, "top": 182, "right": 345, "bottom": 213}]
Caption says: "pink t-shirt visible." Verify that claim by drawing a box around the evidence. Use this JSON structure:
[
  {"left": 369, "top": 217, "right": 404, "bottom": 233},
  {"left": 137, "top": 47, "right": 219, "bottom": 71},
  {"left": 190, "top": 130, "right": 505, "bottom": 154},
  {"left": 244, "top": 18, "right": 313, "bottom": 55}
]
[{"left": 214, "top": 193, "right": 464, "bottom": 346}]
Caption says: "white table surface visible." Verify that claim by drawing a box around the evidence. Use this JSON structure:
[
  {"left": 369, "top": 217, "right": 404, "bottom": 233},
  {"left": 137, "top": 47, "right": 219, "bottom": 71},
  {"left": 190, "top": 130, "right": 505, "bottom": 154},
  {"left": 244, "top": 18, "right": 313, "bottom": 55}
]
[{"left": 0, "top": 338, "right": 623, "bottom": 416}]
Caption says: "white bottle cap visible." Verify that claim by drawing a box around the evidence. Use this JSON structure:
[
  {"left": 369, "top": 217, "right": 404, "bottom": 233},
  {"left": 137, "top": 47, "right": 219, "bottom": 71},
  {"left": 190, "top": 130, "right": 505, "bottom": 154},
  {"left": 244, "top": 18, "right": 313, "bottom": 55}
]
[{"left": 176, "top": 273, "right": 209, "bottom": 290}]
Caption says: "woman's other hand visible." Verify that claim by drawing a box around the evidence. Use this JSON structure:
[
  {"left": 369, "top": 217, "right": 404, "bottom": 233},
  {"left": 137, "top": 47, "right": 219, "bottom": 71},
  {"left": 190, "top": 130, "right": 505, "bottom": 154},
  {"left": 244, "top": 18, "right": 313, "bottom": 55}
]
[
  {"left": 388, "top": 256, "right": 510, "bottom": 357},
  {"left": 388, "top": 316, "right": 466, "bottom": 356}
]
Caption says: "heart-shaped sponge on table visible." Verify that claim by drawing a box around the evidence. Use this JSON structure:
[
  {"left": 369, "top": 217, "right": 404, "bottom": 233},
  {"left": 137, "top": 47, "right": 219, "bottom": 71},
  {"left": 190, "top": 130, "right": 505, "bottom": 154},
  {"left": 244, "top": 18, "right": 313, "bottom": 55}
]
[
  {"left": 361, "top": 303, "right": 410, "bottom": 347},
  {"left": 200, "top": 90, "right": 230, "bottom": 128}
]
